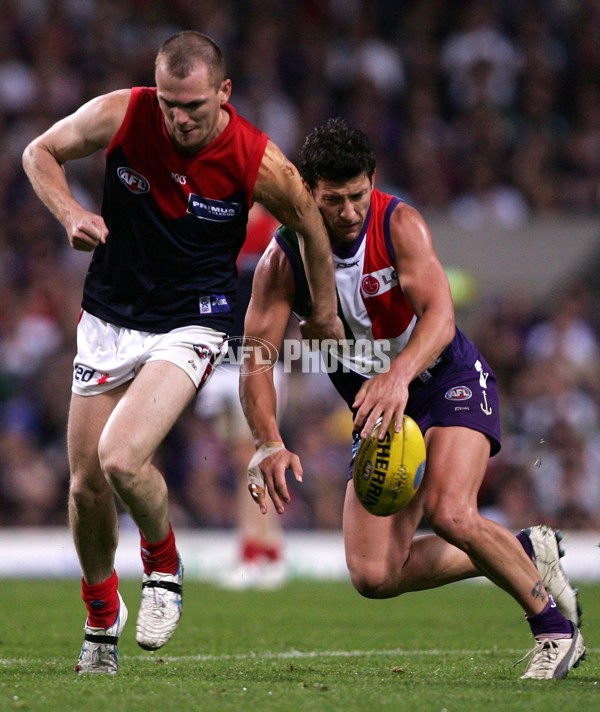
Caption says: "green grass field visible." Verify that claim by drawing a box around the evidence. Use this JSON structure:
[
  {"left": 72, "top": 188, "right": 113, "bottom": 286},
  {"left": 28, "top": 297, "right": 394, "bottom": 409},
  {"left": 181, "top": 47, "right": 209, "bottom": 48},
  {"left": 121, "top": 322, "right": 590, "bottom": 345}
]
[{"left": 0, "top": 578, "right": 598, "bottom": 711}]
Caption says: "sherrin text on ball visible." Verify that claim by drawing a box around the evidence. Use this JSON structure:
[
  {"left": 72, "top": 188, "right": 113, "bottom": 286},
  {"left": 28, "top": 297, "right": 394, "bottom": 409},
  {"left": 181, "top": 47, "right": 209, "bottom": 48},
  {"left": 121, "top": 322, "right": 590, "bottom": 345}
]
[{"left": 353, "top": 415, "right": 426, "bottom": 516}]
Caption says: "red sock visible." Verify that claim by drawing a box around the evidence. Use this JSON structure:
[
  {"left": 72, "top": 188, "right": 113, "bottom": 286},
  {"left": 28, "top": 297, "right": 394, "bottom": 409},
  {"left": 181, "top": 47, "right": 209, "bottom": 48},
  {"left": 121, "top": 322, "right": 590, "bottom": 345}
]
[
  {"left": 241, "top": 539, "right": 281, "bottom": 562},
  {"left": 81, "top": 570, "right": 120, "bottom": 629},
  {"left": 241, "top": 539, "right": 263, "bottom": 562},
  {"left": 262, "top": 543, "right": 281, "bottom": 562},
  {"left": 140, "top": 524, "right": 179, "bottom": 575}
]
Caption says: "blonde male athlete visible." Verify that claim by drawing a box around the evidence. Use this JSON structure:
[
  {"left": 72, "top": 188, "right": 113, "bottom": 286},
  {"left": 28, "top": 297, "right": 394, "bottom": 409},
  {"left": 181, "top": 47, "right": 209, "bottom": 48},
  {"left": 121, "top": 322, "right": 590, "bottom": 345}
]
[{"left": 22, "top": 31, "right": 342, "bottom": 674}]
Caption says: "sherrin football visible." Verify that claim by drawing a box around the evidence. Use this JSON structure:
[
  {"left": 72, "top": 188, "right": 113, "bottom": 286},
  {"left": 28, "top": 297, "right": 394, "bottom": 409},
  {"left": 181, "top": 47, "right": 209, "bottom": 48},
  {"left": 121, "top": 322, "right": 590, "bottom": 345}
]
[{"left": 353, "top": 415, "right": 426, "bottom": 517}]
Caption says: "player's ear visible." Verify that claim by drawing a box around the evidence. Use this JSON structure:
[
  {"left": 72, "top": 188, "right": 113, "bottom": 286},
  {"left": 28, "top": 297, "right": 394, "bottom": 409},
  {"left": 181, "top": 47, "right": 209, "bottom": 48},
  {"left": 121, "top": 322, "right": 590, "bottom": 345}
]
[{"left": 219, "top": 78, "right": 232, "bottom": 104}]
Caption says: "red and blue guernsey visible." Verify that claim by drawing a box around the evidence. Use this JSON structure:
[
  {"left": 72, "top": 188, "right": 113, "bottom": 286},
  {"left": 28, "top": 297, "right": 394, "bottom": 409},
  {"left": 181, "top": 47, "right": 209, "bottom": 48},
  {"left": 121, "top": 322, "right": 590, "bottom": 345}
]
[{"left": 81, "top": 87, "right": 268, "bottom": 333}]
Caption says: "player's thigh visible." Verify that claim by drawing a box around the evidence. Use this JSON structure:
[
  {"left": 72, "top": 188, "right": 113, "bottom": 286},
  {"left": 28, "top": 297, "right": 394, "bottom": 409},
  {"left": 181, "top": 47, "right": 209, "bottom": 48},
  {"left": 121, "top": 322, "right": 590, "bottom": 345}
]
[
  {"left": 343, "top": 479, "right": 424, "bottom": 572},
  {"left": 100, "top": 360, "right": 197, "bottom": 468},
  {"left": 422, "top": 426, "right": 491, "bottom": 511},
  {"left": 68, "top": 385, "right": 129, "bottom": 481}
]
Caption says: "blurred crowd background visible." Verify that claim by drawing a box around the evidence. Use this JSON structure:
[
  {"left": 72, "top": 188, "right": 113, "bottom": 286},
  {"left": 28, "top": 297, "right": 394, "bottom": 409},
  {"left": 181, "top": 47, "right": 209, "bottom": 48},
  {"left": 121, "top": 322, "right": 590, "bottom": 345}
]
[{"left": 1, "top": 0, "right": 600, "bottom": 532}]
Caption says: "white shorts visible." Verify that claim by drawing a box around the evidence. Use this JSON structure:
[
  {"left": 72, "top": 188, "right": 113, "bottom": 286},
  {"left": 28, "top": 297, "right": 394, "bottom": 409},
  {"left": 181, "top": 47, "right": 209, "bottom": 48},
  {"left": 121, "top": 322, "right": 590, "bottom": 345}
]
[{"left": 72, "top": 311, "right": 227, "bottom": 396}]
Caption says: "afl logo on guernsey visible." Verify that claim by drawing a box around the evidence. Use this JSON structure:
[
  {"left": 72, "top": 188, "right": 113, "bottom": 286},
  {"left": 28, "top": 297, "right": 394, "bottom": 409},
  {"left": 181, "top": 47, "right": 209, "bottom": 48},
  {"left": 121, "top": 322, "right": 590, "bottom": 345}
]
[
  {"left": 188, "top": 194, "right": 241, "bottom": 222},
  {"left": 445, "top": 386, "right": 473, "bottom": 401},
  {"left": 117, "top": 167, "right": 150, "bottom": 194}
]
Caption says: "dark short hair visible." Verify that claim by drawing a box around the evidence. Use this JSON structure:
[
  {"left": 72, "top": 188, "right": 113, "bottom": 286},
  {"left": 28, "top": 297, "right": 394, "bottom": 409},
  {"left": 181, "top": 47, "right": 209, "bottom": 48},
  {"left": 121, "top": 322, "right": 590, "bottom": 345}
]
[
  {"left": 298, "top": 118, "right": 376, "bottom": 188},
  {"left": 155, "top": 31, "right": 226, "bottom": 86}
]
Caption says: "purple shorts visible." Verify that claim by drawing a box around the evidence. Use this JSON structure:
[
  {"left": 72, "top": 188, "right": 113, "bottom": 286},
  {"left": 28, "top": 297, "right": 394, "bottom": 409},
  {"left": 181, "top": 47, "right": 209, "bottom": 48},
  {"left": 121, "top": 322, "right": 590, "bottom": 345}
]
[
  {"left": 405, "top": 356, "right": 501, "bottom": 456},
  {"left": 347, "top": 329, "right": 501, "bottom": 477}
]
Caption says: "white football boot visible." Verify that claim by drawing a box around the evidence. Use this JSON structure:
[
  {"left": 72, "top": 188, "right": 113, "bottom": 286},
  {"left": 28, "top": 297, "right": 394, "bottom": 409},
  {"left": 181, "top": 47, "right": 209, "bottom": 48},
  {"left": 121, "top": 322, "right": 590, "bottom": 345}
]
[
  {"left": 218, "top": 559, "right": 287, "bottom": 591},
  {"left": 136, "top": 558, "right": 183, "bottom": 650},
  {"left": 521, "top": 525, "right": 581, "bottom": 627},
  {"left": 519, "top": 628, "right": 586, "bottom": 679},
  {"left": 75, "top": 593, "right": 128, "bottom": 675}
]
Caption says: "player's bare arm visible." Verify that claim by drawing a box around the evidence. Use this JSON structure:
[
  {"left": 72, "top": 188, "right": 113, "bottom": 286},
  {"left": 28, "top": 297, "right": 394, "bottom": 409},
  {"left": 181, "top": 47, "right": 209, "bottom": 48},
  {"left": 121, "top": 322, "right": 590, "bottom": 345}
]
[
  {"left": 254, "top": 141, "right": 343, "bottom": 342},
  {"left": 22, "top": 89, "right": 131, "bottom": 252},
  {"left": 353, "top": 203, "right": 456, "bottom": 438},
  {"left": 240, "top": 242, "right": 303, "bottom": 514}
]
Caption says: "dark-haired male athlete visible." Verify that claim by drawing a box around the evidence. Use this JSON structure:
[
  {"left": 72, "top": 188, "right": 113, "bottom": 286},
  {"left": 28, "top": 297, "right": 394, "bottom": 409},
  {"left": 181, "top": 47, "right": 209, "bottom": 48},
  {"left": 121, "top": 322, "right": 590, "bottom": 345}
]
[{"left": 240, "top": 118, "right": 584, "bottom": 680}]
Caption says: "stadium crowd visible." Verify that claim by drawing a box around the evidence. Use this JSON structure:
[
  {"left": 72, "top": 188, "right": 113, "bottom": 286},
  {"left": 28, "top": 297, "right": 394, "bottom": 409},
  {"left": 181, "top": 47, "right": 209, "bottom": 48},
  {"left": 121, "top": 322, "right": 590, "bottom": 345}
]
[{"left": 1, "top": 0, "right": 600, "bottom": 531}]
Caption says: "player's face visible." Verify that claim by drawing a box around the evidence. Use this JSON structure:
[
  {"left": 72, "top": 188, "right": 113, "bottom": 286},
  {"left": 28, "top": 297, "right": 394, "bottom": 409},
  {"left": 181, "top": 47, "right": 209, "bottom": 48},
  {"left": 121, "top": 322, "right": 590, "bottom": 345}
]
[
  {"left": 156, "top": 61, "right": 231, "bottom": 153},
  {"left": 311, "top": 173, "right": 373, "bottom": 246}
]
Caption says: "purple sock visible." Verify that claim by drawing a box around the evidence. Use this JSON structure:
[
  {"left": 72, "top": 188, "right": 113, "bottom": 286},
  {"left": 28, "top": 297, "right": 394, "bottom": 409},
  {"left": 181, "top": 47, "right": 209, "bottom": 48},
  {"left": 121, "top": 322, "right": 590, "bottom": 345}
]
[
  {"left": 527, "top": 597, "right": 573, "bottom": 638},
  {"left": 516, "top": 530, "right": 535, "bottom": 561}
]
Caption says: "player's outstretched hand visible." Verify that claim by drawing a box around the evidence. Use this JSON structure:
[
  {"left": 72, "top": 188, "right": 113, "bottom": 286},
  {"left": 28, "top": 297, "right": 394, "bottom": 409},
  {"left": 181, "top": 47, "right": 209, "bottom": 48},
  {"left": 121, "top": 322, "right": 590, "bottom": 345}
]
[
  {"left": 247, "top": 442, "right": 303, "bottom": 515},
  {"left": 353, "top": 370, "right": 410, "bottom": 440}
]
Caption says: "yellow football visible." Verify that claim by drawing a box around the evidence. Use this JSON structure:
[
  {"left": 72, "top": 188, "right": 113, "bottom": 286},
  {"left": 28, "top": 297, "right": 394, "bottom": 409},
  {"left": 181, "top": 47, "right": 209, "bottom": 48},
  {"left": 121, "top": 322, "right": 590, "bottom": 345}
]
[{"left": 353, "top": 415, "right": 426, "bottom": 517}]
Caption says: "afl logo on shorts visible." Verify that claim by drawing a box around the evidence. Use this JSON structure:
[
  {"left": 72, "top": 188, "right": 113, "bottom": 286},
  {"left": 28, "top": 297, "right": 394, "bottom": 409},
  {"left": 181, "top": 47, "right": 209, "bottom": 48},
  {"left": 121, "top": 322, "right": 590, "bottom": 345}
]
[
  {"left": 445, "top": 386, "right": 473, "bottom": 401},
  {"left": 117, "top": 167, "right": 150, "bottom": 194},
  {"left": 361, "top": 275, "right": 380, "bottom": 296}
]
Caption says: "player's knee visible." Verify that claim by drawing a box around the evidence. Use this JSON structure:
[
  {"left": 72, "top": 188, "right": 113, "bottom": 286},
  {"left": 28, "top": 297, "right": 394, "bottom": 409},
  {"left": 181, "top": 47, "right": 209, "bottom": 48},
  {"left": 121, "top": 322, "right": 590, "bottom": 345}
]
[
  {"left": 97, "top": 439, "right": 136, "bottom": 489},
  {"left": 424, "top": 501, "right": 478, "bottom": 549},
  {"left": 69, "top": 470, "right": 113, "bottom": 510},
  {"left": 347, "top": 560, "right": 402, "bottom": 599}
]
